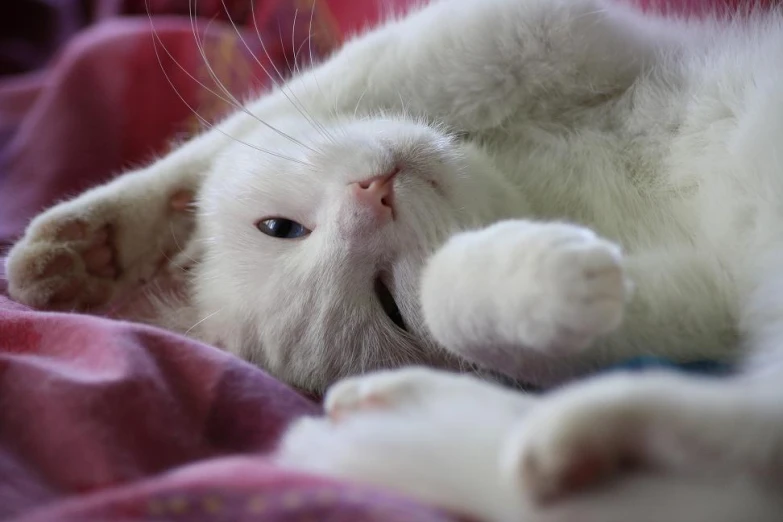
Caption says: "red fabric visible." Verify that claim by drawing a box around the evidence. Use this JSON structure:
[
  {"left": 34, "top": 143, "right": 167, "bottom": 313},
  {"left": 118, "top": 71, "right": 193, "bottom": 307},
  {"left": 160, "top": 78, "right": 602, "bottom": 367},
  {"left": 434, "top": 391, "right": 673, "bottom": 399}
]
[
  {"left": 0, "top": 296, "right": 456, "bottom": 522},
  {"left": 0, "top": 0, "right": 777, "bottom": 521}
]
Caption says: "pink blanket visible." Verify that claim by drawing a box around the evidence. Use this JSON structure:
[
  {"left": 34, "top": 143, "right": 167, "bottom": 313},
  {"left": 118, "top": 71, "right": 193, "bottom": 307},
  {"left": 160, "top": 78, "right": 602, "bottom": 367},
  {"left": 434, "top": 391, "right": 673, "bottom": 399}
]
[
  {"left": 0, "top": 0, "right": 775, "bottom": 520},
  {"left": 0, "top": 297, "right": 456, "bottom": 521}
]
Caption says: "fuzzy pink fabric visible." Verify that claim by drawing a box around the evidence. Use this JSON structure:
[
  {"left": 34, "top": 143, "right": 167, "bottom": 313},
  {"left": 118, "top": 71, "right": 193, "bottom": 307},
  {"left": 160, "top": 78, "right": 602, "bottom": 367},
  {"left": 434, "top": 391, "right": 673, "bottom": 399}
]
[
  {"left": 0, "top": 296, "right": 457, "bottom": 521},
  {"left": 0, "top": 0, "right": 776, "bottom": 520}
]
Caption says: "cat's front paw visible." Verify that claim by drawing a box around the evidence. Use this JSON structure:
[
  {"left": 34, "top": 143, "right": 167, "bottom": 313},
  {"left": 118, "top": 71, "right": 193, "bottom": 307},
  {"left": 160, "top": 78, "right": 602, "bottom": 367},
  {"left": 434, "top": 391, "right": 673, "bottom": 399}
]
[
  {"left": 523, "top": 223, "right": 630, "bottom": 352},
  {"left": 422, "top": 220, "right": 631, "bottom": 358},
  {"left": 5, "top": 177, "right": 196, "bottom": 311}
]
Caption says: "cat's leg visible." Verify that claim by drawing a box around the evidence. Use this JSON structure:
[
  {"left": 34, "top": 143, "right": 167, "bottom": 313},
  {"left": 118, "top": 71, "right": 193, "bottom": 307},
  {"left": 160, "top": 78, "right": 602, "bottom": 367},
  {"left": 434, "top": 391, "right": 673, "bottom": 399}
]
[
  {"left": 499, "top": 161, "right": 783, "bottom": 504},
  {"left": 3, "top": 54, "right": 304, "bottom": 314},
  {"left": 421, "top": 220, "right": 631, "bottom": 373},
  {"left": 494, "top": 249, "right": 780, "bottom": 500},
  {"left": 256, "top": 0, "right": 667, "bottom": 130},
  {"left": 499, "top": 370, "right": 783, "bottom": 505},
  {"left": 3, "top": 125, "right": 239, "bottom": 312},
  {"left": 421, "top": 220, "right": 739, "bottom": 386},
  {"left": 278, "top": 367, "right": 537, "bottom": 522}
]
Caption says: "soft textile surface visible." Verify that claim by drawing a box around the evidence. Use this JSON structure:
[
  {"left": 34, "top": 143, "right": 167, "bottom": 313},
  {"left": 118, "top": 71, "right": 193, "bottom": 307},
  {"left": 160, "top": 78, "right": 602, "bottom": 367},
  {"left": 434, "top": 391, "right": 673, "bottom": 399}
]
[
  {"left": 0, "top": 0, "right": 773, "bottom": 521},
  {"left": 0, "top": 298, "right": 455, "bottom": 521}
]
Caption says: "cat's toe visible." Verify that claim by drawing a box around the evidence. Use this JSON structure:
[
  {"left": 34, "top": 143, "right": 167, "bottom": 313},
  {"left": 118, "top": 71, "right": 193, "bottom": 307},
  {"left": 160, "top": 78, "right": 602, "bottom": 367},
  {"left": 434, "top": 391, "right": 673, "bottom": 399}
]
[
  {"left": 525, "top": 225, "right": 631, "bottom": 353},
  {"left": 6, "top": 221, "right": 120, "bottom": 310},
  {"left": 81, "top": 226, "right": 118, "bottom": 278},
  {"left": 324, "top": 367, "right": 448, "bottom": 421},
  {"left": 501, "top": 375, "right": 646, "bottom": 505},
  {"left": 553, "top": 237, "right": 630, "bottom": 343},
  {"left": 324, "top": 378, "right": 386, "bottom": 421}
]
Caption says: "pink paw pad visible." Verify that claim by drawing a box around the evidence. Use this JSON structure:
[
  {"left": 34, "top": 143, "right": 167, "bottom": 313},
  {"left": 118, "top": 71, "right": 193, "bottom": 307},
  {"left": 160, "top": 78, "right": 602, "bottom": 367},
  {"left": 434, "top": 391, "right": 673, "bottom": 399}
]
[{"left": 328, "top": 395, "right": 389, "bottom": 422}]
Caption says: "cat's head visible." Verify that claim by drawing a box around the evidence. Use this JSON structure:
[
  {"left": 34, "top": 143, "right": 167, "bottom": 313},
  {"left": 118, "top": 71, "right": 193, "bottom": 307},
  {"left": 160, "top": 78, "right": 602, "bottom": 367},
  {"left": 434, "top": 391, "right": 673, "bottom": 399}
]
[{"left": 190, "top": 114, "right": 517, "bottom": 391}]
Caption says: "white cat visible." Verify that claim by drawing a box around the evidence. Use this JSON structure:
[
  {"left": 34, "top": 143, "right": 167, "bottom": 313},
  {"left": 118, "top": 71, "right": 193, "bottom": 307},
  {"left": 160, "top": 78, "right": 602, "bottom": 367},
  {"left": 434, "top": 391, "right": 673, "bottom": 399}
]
[
  {"left": 4, "top": 0, "right": 783, "bottom": 398},
  {"left": 7, "top": 0, "right": 783, "bottom": 517}
]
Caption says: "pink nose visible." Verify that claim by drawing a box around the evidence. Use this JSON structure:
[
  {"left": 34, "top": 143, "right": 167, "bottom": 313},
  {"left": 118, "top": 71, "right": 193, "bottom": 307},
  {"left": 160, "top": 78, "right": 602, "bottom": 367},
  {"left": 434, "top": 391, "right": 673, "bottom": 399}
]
[{"left": 351, "top": 169, "right": 398, "bottom": 221}]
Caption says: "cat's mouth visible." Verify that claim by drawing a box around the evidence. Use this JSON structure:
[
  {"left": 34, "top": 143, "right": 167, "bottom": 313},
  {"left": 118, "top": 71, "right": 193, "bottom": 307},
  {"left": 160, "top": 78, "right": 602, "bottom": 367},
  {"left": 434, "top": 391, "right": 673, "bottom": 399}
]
[{"left": 374, "top": 276, "right": 407, "bottom": 332}]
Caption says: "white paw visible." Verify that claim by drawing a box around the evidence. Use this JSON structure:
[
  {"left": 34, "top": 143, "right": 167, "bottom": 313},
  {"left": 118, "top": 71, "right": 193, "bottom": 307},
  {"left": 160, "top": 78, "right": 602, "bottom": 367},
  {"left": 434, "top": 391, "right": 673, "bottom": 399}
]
[
  {"left": 502, "top": 374, "right": 665, "bottom": 505},
  {"left": 324, "top": 367, "right": 457, "bottom": 421},
  {"left": 519, "top": 222, "right": 630, "bottom": 351},
  {"left": 5, "top": 177, "right": 196, "bottom": 311},
  {"left": 423, "top": 220, "right": 631, "bottom": 356}
]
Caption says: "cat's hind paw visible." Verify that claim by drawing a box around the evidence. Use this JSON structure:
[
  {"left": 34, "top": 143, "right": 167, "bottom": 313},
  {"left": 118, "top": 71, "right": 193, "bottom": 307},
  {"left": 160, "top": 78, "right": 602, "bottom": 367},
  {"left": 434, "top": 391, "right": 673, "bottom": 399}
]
[
  {"left": 324, "top": 367, "right": 458, "bottom": 421},
  {"left": 501, "top": 373, "right": 675, "bottom": 505}
]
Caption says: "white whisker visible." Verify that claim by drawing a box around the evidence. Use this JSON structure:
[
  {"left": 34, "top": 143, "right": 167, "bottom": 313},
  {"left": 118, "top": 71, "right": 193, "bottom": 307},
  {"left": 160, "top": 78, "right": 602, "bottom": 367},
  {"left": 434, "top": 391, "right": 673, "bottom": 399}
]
[
  {"left": 353, "top": 88, "right": 368, "bottom": 118},
  {"left": 289, "top": 6, "right": 336, "bottom": 141},
  {"left": 168, "top": 222, "right": 199, "bottom": 267},
  {"left": 305, "top": 0, "right": 338, "bottom": 139},
  {"left": 215, "top": 0, "right": 320, "bottom": 152},
  {"left": 291, "top": 8, "right": 300, "bottom": 75},
  {"left": 185, "top": 308, "right": 223, "bottom": 336},
  {"left": 144, "top": 1, "right": 308, "bottom": 164},
  {"left": 249, "top": 0, "right": 333, "bottom": 142}
]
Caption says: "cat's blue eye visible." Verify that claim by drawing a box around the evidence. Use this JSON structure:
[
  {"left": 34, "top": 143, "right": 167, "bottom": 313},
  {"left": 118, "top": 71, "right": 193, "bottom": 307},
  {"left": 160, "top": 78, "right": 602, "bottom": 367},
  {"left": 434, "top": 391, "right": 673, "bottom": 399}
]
[{"left": 256, "top": 218, "right": 311, "bottom": 239}]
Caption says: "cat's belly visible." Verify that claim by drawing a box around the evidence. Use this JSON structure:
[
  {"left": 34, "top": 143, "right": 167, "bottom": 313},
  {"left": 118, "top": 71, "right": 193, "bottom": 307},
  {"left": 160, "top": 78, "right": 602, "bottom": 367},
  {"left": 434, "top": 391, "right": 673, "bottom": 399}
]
[{"left": 490, "top": 137, "right": 701, "bottom": 253}]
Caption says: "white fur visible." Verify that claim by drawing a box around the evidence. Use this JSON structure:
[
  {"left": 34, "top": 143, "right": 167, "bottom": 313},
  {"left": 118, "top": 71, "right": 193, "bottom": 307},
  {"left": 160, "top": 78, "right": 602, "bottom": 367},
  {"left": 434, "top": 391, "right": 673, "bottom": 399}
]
[
  {"left": 8, "top": 0, "right": 783, "bottom": 517},
  {"left": 5, "top": 0, "right": 783, "bottom": 396}
]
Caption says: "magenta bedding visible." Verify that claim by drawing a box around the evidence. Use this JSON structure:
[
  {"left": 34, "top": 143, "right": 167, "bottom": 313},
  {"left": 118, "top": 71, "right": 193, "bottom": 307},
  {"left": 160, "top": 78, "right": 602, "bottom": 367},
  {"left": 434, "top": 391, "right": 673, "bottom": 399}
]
[
  {"left": 0, "top": 295, "right": 457, "bottom": 521},
  {"left": 0, "top": 0, "right": 775, "bottom": 520}
]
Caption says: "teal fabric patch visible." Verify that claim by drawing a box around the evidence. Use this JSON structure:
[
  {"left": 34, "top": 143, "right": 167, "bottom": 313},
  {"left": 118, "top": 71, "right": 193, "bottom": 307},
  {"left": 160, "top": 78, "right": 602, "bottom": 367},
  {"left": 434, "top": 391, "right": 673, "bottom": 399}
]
[{"left": 608, "top": 356, "right": 733, "bottom": 375}]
